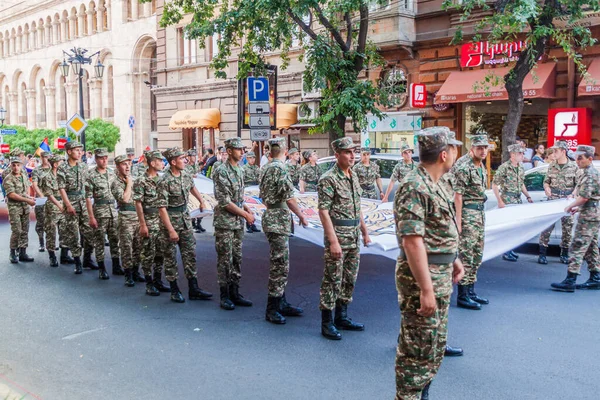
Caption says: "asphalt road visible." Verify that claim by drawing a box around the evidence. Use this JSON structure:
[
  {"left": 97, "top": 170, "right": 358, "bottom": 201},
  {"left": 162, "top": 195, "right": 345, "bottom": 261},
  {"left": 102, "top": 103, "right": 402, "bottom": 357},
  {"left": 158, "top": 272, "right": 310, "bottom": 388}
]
[{"left": 0, "top": 220, "right": 598, "bottom": 400}]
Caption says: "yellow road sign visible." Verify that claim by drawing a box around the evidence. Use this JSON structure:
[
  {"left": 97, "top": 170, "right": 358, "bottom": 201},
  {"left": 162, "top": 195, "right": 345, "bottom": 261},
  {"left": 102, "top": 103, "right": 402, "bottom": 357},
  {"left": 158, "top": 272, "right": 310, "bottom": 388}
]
[{"left": 67, "top": 113, "right": 88, "bottom": 135}]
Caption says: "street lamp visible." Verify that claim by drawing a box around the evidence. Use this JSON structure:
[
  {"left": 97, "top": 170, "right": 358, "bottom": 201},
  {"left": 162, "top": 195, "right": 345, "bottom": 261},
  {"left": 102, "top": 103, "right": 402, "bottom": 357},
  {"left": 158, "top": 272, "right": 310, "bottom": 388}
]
[
  {"left": 0, "top": 107, "right": 6, "bottom": 127},
  {"left": 60, "top": 47, "right": 105, "bottom": 157}
]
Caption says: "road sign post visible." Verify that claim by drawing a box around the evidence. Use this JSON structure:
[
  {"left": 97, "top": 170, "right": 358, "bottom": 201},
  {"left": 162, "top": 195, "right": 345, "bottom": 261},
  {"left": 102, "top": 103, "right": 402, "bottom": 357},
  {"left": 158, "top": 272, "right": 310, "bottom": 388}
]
[
  {"left": 67, "top": 113, "right": 88, "bottom": 137},
  {"left": 128, "top": 115, "right": 136, "bottom": 149},
  {"left": 247, "top": 77, "right": 272, "bottom": 141}
]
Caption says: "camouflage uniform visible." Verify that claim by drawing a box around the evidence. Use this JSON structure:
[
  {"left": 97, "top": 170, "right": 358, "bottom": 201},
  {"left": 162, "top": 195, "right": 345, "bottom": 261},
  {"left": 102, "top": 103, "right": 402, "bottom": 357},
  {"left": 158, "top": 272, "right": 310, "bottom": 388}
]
[
  {"left": 211, "top": 160, "right": 223, "bottom": 177},
  {"left": 4, "top": 161, "right": 32, "bottom": 250},
  {"left": 31, "top": 163, "right": 51, "bottom": 248},
  {"left": 394, "top": 128, "right": 462, "bottom": 400},
  {"left": 132, "top": 162, "right": 148, "bottom": 179},
  {"left": 352, "top": 159, "right": 381, "bottom": 200},
  {"left": 300, "top": 163, "right": 321, "bottom": 192},
  {"left": 391, "top": 161, "right": 416, "bottom": 185},
  {"left": 242, "top": 163, "right": 260, "bottom": 187},
  {"left": 39, "top": 158, "right": 65, "bottom": 253},
  {"left": 287, "top": 148, "right": 301, "bottom": 189},
  {"left": 492, "top": 158, "right": 525, "bottom": 205}
]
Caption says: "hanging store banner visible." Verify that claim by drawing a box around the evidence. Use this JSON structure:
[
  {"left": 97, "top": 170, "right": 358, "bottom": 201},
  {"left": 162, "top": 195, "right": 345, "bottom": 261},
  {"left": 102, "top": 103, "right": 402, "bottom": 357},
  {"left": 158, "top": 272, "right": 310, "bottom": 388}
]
[{"left": 547, "top": 108, "right": 592, "bottom": 151}]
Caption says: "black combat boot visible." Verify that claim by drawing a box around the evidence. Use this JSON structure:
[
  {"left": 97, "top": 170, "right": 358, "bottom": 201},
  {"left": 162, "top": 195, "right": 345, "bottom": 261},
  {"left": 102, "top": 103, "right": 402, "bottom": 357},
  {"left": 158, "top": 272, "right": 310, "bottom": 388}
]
[
  {"left": 246, "top": 222, "right": 253, "bottom": 233},
  {"left": 457, "top": 284, "right": 481, "bottom": 310},
  {"left": 153, "top": 272, "right": 171, "bottom": 293},
  {"left": 538, "top": 245, "right": 548, "bottom": 265},
  {"left": 83, "top": 250, "right": 98, "bottom": 270},
  {"left": 48, "top": 251, "right": 59, "bottom": 268},
  {"left": 575, "top": 271, "right": 600, "bottom": 290},
  {"left": 112, "top": 258, "right": 124, "bottom": 276},
  {"left": 444, "top": 345, "right": 463, "bottom": 357},
  {"left": 18, "top": 248, "right": 34, "bottom": 262},
  {"left": 469, "top": 283, "right": 489, "bottom": 305},
  {"left": 229, "top": 283, "right": 252, "bottom": 307},
  {"left": 98, "top": 261, "right": 110, "bottom": 280},
  {"left": 502, "top": 252, "right": 518, "bottom": 262},
  {"left": 60, "top": 248, "right": 75, "bottom": 264},
  {"left": 38, "top": 237, "right": 45, "bottom": 252},
  {"left": 145, "top": 275, "right": 160, "bottom": 296},
  {"left": 334, "top": 301, "right": 365, "bottom": 331},
  {"left": 321, "top": 310, "right": 342, "bottom": 340},
  {"left": 219, "top": 286, "right": 235, "bottom": 310},
  {"left": 9, "top": 249, "right": 18, "bottom": 264},
  {"left": 124, "top": 269, "right": 135, "bottom": 287},
  {"left": 132, "top": 267, "right": 146, "bottom": 282},
  {"left": 250, "top": 224, "right": 261, "bottom": 233},
  {"left": 265, "top": 297, "right": 286, "bottom": 324},
  {"left": 188, "top": 277, "right": 213, "bottom": 300},
  {"left": 197, "top": 218, "right": 206, "bottom": 233},
  {"left": 509, "top": 250, "right": 519, "bottom": 259},
  {"left": 551, "top": 272, "right": 578, "bottom": 292},
  {"left": 74, "top": 256, "right": 83, "bottom": 274},
  {"left": 421, "top": 382, "right": 431, "bottom": 400},
  {"left": 560, "top": 247, "right": 569, "bottom": 264},
  {"left": 169, "top": 280, "right": 185, "bottom": 303},
  {"left": 279, "top": 293, "right": 303, "bottom": 316}
]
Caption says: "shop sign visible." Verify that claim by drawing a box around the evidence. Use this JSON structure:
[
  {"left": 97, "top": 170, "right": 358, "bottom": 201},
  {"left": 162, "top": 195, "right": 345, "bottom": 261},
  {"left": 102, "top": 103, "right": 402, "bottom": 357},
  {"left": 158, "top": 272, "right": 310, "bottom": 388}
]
[
  {"left": 460, "top": 41, "right": 526, "bottom": 68},
  {"left": 0, "top": 144, "right": 10, "bottom": 153},
  {"left": 410, "top": 84, "right": 427, "bottom": 108},
  {"left": 54, "top": 137, "right": 67, "bottom": 150},
  {"left": 547, "top": 108, "right": 592, "bottom": 150},
  {"left": 367, "top": 115, "right": 423, "bottom": 133}
]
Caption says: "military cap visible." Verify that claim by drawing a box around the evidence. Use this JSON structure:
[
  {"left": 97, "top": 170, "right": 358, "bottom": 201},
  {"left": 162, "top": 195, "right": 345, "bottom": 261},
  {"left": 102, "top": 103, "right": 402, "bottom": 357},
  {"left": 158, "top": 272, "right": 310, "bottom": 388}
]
[
  {"left": 400, "top": 143, "right": 413, "bottom": 153},
  {"left": 145, "top": 150, "right": 163, "bottom": 161},
  {"left": 94, "top": 148, "right": 109, "bottom": 157},
  {"left": 288, "top": 147, "right": 299, "bottom": 155},
  {"left": 40, "top": 151, "right": 52, "bottom": 158},
  {"left": 65, "top": 141, "right": 83, "bottom": 150},
  {"left": 302, "top": 150, "right": 314, "bottom": 159},
  {"left": 246, "top": 151, "right": 256, "bottom": 158},
  {"left": 114, "top": 154, "right": 131, "bottom": 164},
  {"left": 331, "top": 137, "right": 360, "bottom": 153},
  {"left": 574, "top": 145, "right": 595, "bottom": 158},
  {"left": 470, "top": 135, "right": 489, "bottom": 147},
  {"left": 126, "top": 148, "right": 135, "bottom": 155},
  {"left": 162, "top": 147, "right": 185, "bottom": 160},
  {"left": 268, "top": 137, "right": 286, "bottom": 149},
  {"left": 187, "top": 149, "right": 197, "bottom": 156},
  {"left": 9, "top": 147, "right": 24, "bottom": 157},
  {"left": 508, "top": 143, "right": 525, "bottom": 153},
  {"left": 552, "top": 140, "right": 569, "bottom": 151},
  {"left": 49, "top": 154, "right": 63, "bottom": 164},
  {"left": 416, "top": 127, "right": 462, "bottom": 151},
  {"left": 361, "top": 147, "right": 371, "bottom": 154},
  {"left": 10, "top": 157, "right": 23, "bottom": 164},
  {"left": 224, "top": 137, "right": 244, "bottom": 149}
]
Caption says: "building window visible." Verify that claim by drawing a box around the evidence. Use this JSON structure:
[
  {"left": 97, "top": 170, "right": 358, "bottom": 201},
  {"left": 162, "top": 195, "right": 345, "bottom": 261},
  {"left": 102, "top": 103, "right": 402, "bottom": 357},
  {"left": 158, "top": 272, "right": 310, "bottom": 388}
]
[
  {"left": 209, "top": 35, "right": 219, "bottom": 61},
  {"left": 292, "top": 14, "right": 311, "bottom": 48},
  {"left": 379, "top": 66, "right": 408, "bottom": 108},
  {"left": 369, "top": 0, "right": 391, "bottom": 12},
  {"left": 179, "top": 28, "right": 197, "bottom": 65}
]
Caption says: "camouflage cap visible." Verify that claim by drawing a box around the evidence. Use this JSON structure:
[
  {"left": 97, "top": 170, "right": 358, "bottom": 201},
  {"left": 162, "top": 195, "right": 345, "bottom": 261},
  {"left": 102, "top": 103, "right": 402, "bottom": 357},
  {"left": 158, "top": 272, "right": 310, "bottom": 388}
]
[
  {"left": 331, "top": 137, "right": 360, "bottom": 153},
  {"left": 40, "top": 151, "right": 52, "bottom": 158},
  {"left": 49, "top": 154, "right": 64, "bottom": 164},
  {"left": 288, "top": 147, "right": 298, "bottom": 155},
  {"left": 552, "top": 140, "right": 569, "bottom": 151},
  {"left": 126, "top": 148, "right": 135, "bottom": 155},
  {"left": 225, "top": 137, "right": 245, "bottom": 149},
  {"left": 10, "top": 157, "right": 23, "bottom": 164},
  {"left": 187, "top": 149, "right": 198, "bottom": 156},
  {"left": 302, "top": 150, "right": 314, "bottom": 159},
  {"left": 8, "top": 147, "right": 24, "bottom": 157},
  {"left": 574, "top": 145, "right": 595, "bottom": 158},
  {"left": 416, "top": 127, "right": 462, "bottom": 151},
  {"left": 114, "top": 155, "right": 130, "bottom": 164},
  {"left": 361, "top": 147, "right": 371, "bottom": 154},
  {"left": 508, "top": 143, "right": 525, "bottom": 153},
  {"left": 145, "top": 150, "right": 163, "bottom": 162},
  {"left": 400, "top": 143, "right": 413, "bottom": 153},
  {"left": 246, "top": 151, "right": 256, "bottom": 158},
  {"left": 65, "top": 141, "right": 83, "bottom": 150},
  {"left": 94, "top": 148, "right": 109, "bottom": 157},
  {"left": 268, "top": 137, "right": 287, "bottom": 149},
  {"left": 470, "top": 135, "right": 489, "bottom": 147},
  {"left": 162, "top": 147, "right": 185, "bottom": 160}
]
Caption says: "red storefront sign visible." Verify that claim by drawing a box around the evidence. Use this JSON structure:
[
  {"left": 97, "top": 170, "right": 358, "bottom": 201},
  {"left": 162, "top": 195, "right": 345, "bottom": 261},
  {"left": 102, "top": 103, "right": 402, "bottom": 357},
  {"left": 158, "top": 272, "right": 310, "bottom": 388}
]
[
  {"left": 547, "top": 108, "right": 592, "bottom": 151},
  {"left": 54, "top": 137, "right": 67, "bottom": 150},
  {"left": 410, "top": 83, "right": 427, "bottom": 108},
  {"left": 460, "top": 41, "right": 526, "bottom": 68},
  {"left": 0, "top": 144, "right": 10, "bottom": 153}
]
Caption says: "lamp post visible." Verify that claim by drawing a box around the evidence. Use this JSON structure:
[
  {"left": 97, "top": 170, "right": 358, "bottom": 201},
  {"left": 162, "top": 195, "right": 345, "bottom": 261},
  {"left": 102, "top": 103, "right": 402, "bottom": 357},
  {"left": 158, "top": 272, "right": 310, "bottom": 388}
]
[
  {"left": 60, "top": 47, "right": 105, "bottom": 157},
  {"left": 0, "top": 106, "right": 6, "bottom": 147}
]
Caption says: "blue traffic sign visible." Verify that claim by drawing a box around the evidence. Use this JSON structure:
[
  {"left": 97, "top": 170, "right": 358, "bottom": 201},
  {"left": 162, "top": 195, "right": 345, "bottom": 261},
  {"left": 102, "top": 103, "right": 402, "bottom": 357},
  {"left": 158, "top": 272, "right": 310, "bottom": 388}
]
[
  {"left": 0, "top": 129, "right": 17, "bottom": 135},
  {"left": 128, "top": 115, "right": 135, "bottom": 129},
  {"left": 247, "top": 77, "right": 269, "bottom": 102}
]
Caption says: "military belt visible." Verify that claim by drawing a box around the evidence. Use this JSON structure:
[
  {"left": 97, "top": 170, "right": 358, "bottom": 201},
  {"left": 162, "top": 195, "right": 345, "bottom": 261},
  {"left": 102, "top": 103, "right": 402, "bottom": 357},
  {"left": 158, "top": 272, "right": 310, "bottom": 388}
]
[
  {"left": 463, "top": 203, "right": 485, "bottom": 211},
  {"left": 266, "top": 202, "right": 288, "bottom": 210},
  {"left": 246, "top": 181, "right": 258, "bottom": 186},
  {"left": 361, "top": 184, "right": 375, "bottom": 191},
  {"left": 167, "top": 205, "right": 187, "bottom": 213},
  {"left": 305, "top": 180, "right": 318, "bottom": 185},
  {"left": 582, "top": 200, "right": 599, "bottom": 208},
  {"left": 551, "top": 188, "right": 573, "bottom": 196},
  {"left": 399, "top": 250, "right": 457, "bottom": 265},
  {"left": 331, "top": 218, "right": 360, "bottom": 227},
  {"left": 119, "top": 204, "right": 136, "bottom": 212},
  {"left": 94, "top": 199, "right": 114, "bottom": 206},
  {"left": 66, "top": 190, "right": 84, "bottom": 199},
  {"left": 503, "top": 191, "right": 520, "bottom": 197},
  {"left": 143, "top": 207, "right": 158, "bottom": 215}
]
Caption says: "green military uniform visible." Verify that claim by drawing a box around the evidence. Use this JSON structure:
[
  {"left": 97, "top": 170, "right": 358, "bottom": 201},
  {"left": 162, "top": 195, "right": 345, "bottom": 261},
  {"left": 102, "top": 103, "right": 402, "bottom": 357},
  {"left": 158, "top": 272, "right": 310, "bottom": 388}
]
[
  {"left": 394, "top": 128, "right": 462, "bottom": 400},
  {"left": 211, "top": 160, "right": 223, "bottom": 177},
  {"left": 352, "top": 151, "right": 381, "bottom": 200},
  {"left": 492, "top": 145, "right": 525, "bottom": 205},
  {"left": 31, "top": 157, "right": 52, "bottom": 251},
  {"left": 242, "top": 154, "right": 260, "bottom": 187},
  {"left": 391, "top": 160, "right": 416, "bottom": 186},
  {"left": 40, "top": 155, "right": 66, "bottom": 266},
  {"left": 4, "top": 157, "right": 34, "bottom": 263},
  {"left": 286, "top": 148, "right": 301, "bottom": 189},
  {"left": 1, "top": 148, "right": 25, "bottom": 180},
  {"left": 299, "top": 158, "right": 321, "bottom": 192},
  {"left": 132, "top": 162, "right": 148, "bottom": 179}
]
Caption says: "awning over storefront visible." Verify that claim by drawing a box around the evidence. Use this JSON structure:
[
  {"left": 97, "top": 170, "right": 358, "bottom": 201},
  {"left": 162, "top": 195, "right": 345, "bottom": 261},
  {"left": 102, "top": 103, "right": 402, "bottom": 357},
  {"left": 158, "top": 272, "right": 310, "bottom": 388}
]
[
  {"left": 169, "top": 108, "right": 221, "bottom": 130},
  {"left": 276, "top": 104, "right": 298, "bottom": 129},
  {"left": 578, "top": 59, "right": 600, "bottom": 96},
  {"left": 434, "top": 63, "right": 556, "bottom": 104}
]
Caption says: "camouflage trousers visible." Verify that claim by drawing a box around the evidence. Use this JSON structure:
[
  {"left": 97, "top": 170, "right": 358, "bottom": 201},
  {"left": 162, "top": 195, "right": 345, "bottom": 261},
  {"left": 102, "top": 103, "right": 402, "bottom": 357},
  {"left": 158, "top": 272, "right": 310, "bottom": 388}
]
[
  {"left": 395, "top": 260, "right": 452, "bottom": 400},
  {"left": 266, "top": 232, "right": 290, "bottom": 297},
  {"left": 62, "top": 199, "right": 93, "bottom": 257},
  {"left": 214, "top": 228, "right": 243, "bottom": 286},
  {"left": 319, "top": 235, "right": 360, "bottom": 311},
  {"left": 362, "top": 188, "right": 379, "bottom": 200},
  {"left": 44, "top": 202, "right": 65, "bottom": 251},
  {"left": 34, "top": 205, "right": 45, "bottom": 242},
  {"left": 459, "top": 208, "right": 485, "bottom": 285},
  {"left": 162, "top": 212, "right": 197, "bottom": 281},
  {"left": 568, "top": 218, "right": 600, "bottom": 274},
  {"left": 92, "top": 214, "right": 120, "bottom": 261},
  {"left": 8, "top": 204, "right": 30, "bottom": 249},
  {"left": 501, "top": 194, "right": 522, "bottom": 205},
  {"left": 539, "top": 215, "right": 573, "bottom": 249},
  {"left": 118, "top": 212, "right": 141, "bottom": 270},
  {"left": 140, "top": 214, "right": 164, "bottom": 277}
]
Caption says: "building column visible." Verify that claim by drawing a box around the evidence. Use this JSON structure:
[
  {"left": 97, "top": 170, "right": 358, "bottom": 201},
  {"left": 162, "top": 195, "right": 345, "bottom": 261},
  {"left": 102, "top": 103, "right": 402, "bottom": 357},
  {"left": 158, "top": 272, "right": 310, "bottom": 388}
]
[
  {"left": 52, "top": 20, "right": 60, "bottom": 43},
  {"left": 131, "top": 0, "right": 139, "bottom": 20},
  {"left": 96, "top": 6, "right": 105, "bottom": 33},
  {"left": 143, "top": 2, "right": 152, "bottom": 17},
  {"left": 87, "top": 10, "right": 94, "bottom": 35},
  {"left": 78, "top": 12, "right": 85, "bottom": 37},
  {"left": 106, "top": 2, "right": 112, "bottom": 30},
  {"left": 45, "top": 22, "right": 52, "bottom": 45},
  {"left": 65, "top": 82, "right": 78, "bottom": 119},
  {"left": 15, "top": 33, "right": 22, "bottom": 54},
  {"left": 37, "top": 25, "right": 44, "bottom": 48},
  {"left": 25, "top": 89, "right": 37, "bottom": 129},
  {"left": 28, "top": 28, "right": 36, "bottom": 50},
  {"left": 69, "top": 15, "right": 77, "bottom": 39},
  {"left": 10, "top": 33, "right": 16, "bottom": 55},
  {"left": 44, "top": 86, "right": 57, "bottom": 129},
  {"left": 8, "top": 92, "right": 18, "bottom": 124},
  {"left": 89, "top": 78, "right": 102, "bottom": 119},
  {"left": 3, "top": 37, "right": 9, "bottom": 55},
  {"left": 60, "top": 18, "right": 67, "bottom": 42}
]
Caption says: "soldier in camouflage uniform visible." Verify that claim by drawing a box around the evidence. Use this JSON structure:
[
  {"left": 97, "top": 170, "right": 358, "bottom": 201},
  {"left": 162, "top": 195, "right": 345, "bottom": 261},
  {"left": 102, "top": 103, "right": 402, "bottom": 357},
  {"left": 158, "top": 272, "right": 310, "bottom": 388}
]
[
  {"left": 4, "top": 157, "right": 36, "bottom": 263},
  {"left": 243, "top": 151, "right": 261, "bottom": 233},
  {"left": 552, "top": 145, "right": 600, "bottom": 292},
  {"left": 57, "top": 141, "right": 96, "bottom": 273},
  {"left": 184, "top": 148, "right": 206, "bottom": 234},
  {"left": 158, "top": 147, "right": 213, "bottom": 303},
  {"left": 259, "top": 138, "right": 308, "bottom": 324},
  {"left": 383, "top": 144, "right": 415, "bottom": 202},
  {"left": 286, "top": 148, "right": 301, "bottom": 189},
  {"left": 1, "top": 148, "right": 26, "bottom": 180},
  {"left": 213, "top": 138, "right": 255, "bottom": 310},
  {"left": 394, "top": 128, "right": 465, "bottom": 400},
  {"left": 492, "top": 143, "right": 534, "bottom": 262},
  {"left": 318, "top": 137, "right": 372, "bottom": 340},
  {"left": 210, "top": 148, "right": 228, "bottom": 177},
  {"left": 40, "top": 154, "right": 67, "bottom": 267},
  {"left": 134, "top": 150, "right": 170, "bottom": 294},
  {"left": 454, "top": 135, "right": 490, "bottom": 311},
  {"left": 85, "top": 148, "right": 121, "bottom": 280},
  {"left": 31, "top": 151, "right": 52, "bottom": 253},
  {"left": 352, "top": 148, "right": 383, "bottom": 200},
  {"left": 538, "top": 140, "right": 578, "bottom": 265},
  {"left": 299, "top": 150, "right": 321, "bottom": 193}
]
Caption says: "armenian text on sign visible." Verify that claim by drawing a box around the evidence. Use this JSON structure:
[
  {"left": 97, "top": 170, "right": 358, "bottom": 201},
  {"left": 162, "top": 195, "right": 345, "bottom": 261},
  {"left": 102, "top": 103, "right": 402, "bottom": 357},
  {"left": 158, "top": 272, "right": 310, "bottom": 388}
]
[{"left": 460, "top": 41, "right": 526, "bottom": 68}]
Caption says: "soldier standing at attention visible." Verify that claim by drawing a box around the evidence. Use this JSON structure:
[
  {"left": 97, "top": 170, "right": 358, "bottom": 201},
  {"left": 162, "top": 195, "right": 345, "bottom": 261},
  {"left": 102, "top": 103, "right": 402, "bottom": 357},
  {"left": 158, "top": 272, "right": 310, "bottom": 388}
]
[
  {"left": 4, "top": 157, "right": 36, "bottom": 263},
  {"left": 213, "top": 138, "right": 255, "bottom": 310},
  {"left": 259, "top": 138, "right": 308, "bottom": 324},
  {"left": 492, "top": 143, "right": 533, "bottom": 262},
  {"left": 134, "top": 150, "right": 170, "bottom": 294},
  {"left": 318, "top": 137, "right": 371, "bottom": 340},
  {"left": 57, "top": 141, "right": 96, "bottom": 274},
  {"left": 551, "top": 145, "right": 600, "bottom": 292},
  {"left": 299, "top": 150, "right": 321, "bottom": 193},
  {"left": 286, "top": 148, "right": 301, "bottom": 189},
  {"left": 40, "top": 154, "right": 67, "bottom": 267},
  {"left": 184, "top": 148, "right": 206, "bottom": 234},
  {"left": 31, "top": 151, "right": 52, "bottom": 253},
  {"left": 352, "top": 148, "right": 383, "bottom": 200},
  {"left": 158, "top": 147, "right": 213, "bottom": 303},
  {"left": 242, "top": 151, "right": 261, "bottom": 233},
  {"left": 453, "top": 135, "right": 490, "bottom": 311},
  {"left": 382, "top": 144, "right": 415, "bottom": 202},
  {"left": 394, "top": 128, "right": 465, "bottom": 400},
  {"left": 538, "top": 140, "right": 578, "bottom": 264},
  {"left": 85, "top": 148, "right": 121, "bottom": 280}
]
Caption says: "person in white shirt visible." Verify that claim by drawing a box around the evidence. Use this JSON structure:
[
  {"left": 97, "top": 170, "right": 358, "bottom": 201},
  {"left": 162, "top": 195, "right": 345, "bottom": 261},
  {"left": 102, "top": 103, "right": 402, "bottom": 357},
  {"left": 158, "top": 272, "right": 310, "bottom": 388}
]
[
  {"left": 518, "top": 137, "right": 534, "bottom": 170},
  {"left": 260, "top": 144, "right": 270, "bottom": 167}
]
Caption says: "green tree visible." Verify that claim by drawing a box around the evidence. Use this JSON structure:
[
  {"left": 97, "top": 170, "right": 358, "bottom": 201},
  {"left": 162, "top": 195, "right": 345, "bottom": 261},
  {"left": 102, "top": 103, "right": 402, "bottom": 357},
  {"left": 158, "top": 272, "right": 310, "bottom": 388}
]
[
  {"left": 83, "top": 119, "right": 121, "bottom": 152},
  {"left": 444, "top": 0, "right": 599, "bottom": 160},
  {"left": 147, "top": 0, "right": 396, "bottom": 148}
]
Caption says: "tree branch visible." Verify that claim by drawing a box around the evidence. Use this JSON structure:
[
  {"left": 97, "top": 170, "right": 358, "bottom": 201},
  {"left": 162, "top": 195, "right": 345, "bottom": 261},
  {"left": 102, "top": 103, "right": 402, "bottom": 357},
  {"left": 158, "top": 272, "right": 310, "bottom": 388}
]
[
  {"left": 288, "top": 11, "right": 318, "bottom": 41},
  {"left": 345, "top": 12, "right": 353, "bottom": 49},
  {"left": 354, "top": 5, "right": 369, "bottom": 72},
  {"left": 313, "top": 3, "right": 349, "bottom": 51}
]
